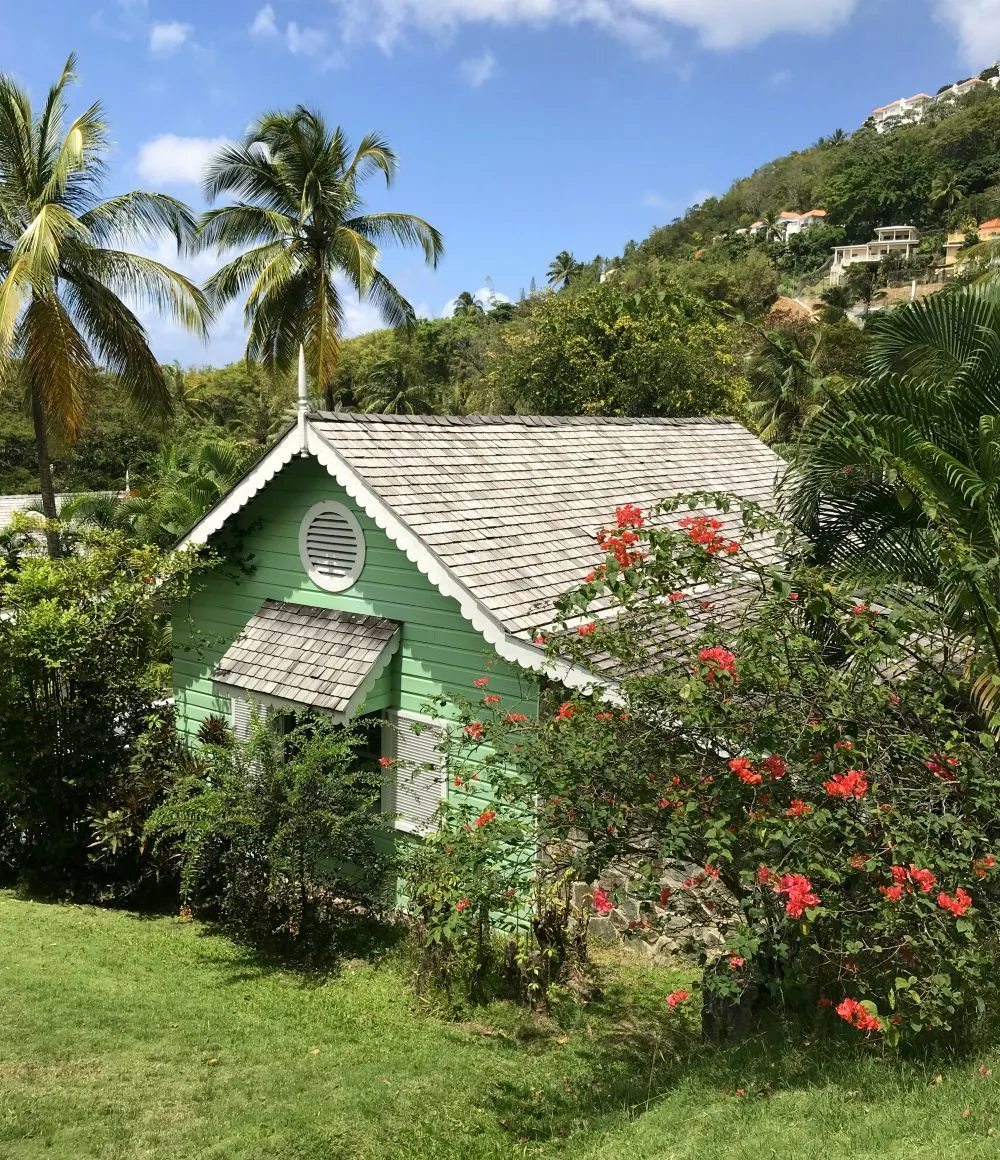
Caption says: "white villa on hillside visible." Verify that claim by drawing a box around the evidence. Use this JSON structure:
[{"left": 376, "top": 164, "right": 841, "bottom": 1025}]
[
  {"left": 830, "top": 226, "right": 920, "bottom": 283},
  {"left": 748, "top": 209, "right": 827, "bottom": 240},
  {"left": 871, "top": 94, "right": 933, "bottom": 132}
]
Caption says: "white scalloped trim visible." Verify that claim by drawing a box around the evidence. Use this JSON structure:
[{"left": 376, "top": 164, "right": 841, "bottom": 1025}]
[{"left": 175, "top": 420, "right": 612, "bottom": 698}]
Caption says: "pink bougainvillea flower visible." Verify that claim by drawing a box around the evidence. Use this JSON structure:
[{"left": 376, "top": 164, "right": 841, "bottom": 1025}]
[
  {"left": 534, "top": 634, "right": 546, "bottom": 645},
  {"left": 556, "top": 702, "right": 576, "bottom": 720},
  {"left": 616, "top": 503, "right": 644, "bottom": 529},
  {"left": 699, "top": 646, "right": 738, "bottom": 683},
  {"left": 775, "top": 873, "right": 820, "bottom": 918},
  {"left": 937, "top": 888, "right": 972, "bottom": 917},
  {"left": 729, "top": 756, "right": 762, "bottom": 785},
  {"left": 455, "top": 898, "right": 470, "bottom": 912},
  {"left": 463, "top": 721, "right": 484, "bottom": 742},
  {"left": 666, "top": 989, "right": 689, "bottom": 1008},
  {"left": 592, "top": 887, "right": 614, "bottom": 914},
  {"left": 836, "top": 998, "right": 882, "bottom": 1033},
  {"left": 473, "top": 676, "right": 489, "bottom": 688},
  {"left": 925, "top": 753, "right": 959, "bottom": 782},
  {"left": 475, "top": 809, "right": 497, "bottom": 828},
  {"left": 824, "top": 769, "right": 868, "bottom": 800},
  {"left": 728, "top": 955, "right": 745, "bottom": 970},
  {"left": 378, "top": 756, "right": 393, "bottom": 768},
  {"left": 788, "top": 593, "right": 799, "bottom": 602},
  {"left": 762, "top": 754, "right": 787, "bottom": 780}
]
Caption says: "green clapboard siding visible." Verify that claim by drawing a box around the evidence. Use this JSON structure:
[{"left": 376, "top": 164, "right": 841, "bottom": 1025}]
[{"left": 172, "top": 456, "right": 538, "bottom": 809}]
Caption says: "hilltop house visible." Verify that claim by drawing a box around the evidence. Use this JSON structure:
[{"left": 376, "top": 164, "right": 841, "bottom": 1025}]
[
  {"left": 173, "top": 412, "right": 783, "bottom": 833},
  {"left": 830, "top": 226, "right": 921, "bottom": 284},
  {"left": 944, "top": 218, "right": 1000, "bottom": 271},
  {"left": 870, "top": 94, "right": 934, "bottom": 133},
  {"left": 746, "top": 209, "right": 827, "bottom": 241}
]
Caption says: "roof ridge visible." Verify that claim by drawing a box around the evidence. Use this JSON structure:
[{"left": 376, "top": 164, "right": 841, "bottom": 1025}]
[{"left": 308, "top": 412, "right": 744, "bottom": 427}]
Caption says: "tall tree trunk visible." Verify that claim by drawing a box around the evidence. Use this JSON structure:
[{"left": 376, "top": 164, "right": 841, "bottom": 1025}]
[{"left": 29, "top": 381, "right": 62, "bottom": 559}]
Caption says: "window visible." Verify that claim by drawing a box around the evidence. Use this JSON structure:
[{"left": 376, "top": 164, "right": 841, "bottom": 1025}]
[
  {"left": 298, "top": 501, "right": 366, "bottom": 593},
  {"left": 381, "top": 710, "right": 448, "bottom": 834}
]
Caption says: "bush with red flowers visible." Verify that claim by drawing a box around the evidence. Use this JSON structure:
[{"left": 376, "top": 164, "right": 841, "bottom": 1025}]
[{"left": 447, "top": 493, "right": 1000, "bottom": 1043}]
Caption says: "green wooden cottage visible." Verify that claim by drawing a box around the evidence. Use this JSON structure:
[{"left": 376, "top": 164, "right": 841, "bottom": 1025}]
[{"left": 173, "top": 410, "right": 783, "bottom": 833}]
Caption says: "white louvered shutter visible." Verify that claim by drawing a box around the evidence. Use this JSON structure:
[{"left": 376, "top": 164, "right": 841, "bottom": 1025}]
[
  {"left": 299, "top": 502, "right": 365, "bottom": 592},
  {"left": 383, "top": 711, "right": 447, "bottom": 834},
  {"left": 231, "top": 695, "right": 253, "bottom": 741}
]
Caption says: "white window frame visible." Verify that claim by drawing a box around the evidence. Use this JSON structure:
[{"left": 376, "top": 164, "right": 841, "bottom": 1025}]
[
  {"left": 298, "top": 500, "right": 366, "bottom": 593},
  {"left": 381, "top": 709, "right": 449, "bottom": 835}
]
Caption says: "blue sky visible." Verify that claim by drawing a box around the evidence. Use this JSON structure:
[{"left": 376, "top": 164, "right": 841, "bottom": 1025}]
[{"left": 5, "top": 0, "right": 1000, "bottom": 365}]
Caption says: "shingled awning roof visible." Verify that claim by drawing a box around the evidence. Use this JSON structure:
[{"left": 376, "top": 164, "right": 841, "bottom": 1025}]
[{"left": 211, "top": 600, "right": 400, "bottom": 718}]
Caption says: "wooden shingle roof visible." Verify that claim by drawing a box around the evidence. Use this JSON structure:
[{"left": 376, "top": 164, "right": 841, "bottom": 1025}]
[
  {"left": 308, "top": 414, "right": 783, "bottom": 637},
  {"left": 211, "top": 599, "right": 400, "bottom": 717}
]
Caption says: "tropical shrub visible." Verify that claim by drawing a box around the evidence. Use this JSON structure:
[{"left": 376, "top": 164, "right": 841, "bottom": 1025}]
[
  {"left": 428, "top": 497, "right": 1000, "bottom": 1044},
  {"left": 146, "top": 710, "right": 393, "bottom": 956},
  {"left": 0, "top": 528, "right": 202, "bottom": 894}
]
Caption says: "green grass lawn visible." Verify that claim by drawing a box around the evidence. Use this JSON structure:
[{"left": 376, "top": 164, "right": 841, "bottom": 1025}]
[{"left": 2, "top": 894, "right": 1000, "bottom": 1159}]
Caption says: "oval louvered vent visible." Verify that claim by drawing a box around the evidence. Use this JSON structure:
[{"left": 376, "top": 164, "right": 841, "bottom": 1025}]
[{"left": 298, "top": 501, "right": 366, "bottom": 592}]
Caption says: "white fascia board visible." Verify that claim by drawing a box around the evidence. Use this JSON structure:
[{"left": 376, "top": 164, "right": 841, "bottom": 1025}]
[
  {"left": 304, "top": 426, "right": 615, "bottom": 699},
  {"left": 175, "top": 427, "right": 302, "bottom": 551},
  {"left": 172, "top": 419, "right": 616, "bottom": 700}
]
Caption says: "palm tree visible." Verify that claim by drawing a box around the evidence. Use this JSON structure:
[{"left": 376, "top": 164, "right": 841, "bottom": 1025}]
[
  {"left": 931, "top": 172, "right": 965, "bottom": 213},
  {"left": 748, "top": 327, "right": 845, "bottom": 446},
  {"left": 547, "top": 251, "right": 579, "bottom": 289},
  {"left": 451, "top": 290, "right": 484, "bottom": 318},
  {"left": 0, "top": 55, "right": 210, "bottom": 557},
  {"left": 357, "top": 357, "right": 436, "bottom": 415},
  {"left": 200, "top": 108, "right": 444, "bottom": 411},
  {"left": 784, "top": 283, "right": 1000, "bottom": 699}
]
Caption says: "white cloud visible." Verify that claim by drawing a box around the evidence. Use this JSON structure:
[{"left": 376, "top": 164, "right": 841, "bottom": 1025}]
[
  {"left": 287, "top": 21, "right": 329, "bottom": 56},
  {"left": 642, "top": 187, "right": 714, "bottom": 215},
  {"left": 768, "top": 68, "right": 792, "bottom": 86},
  {"left": 250, "top": 4, "right": 278, "bottom": 36},
  {"left": 441, "top": 285, "right": 512, "bottom": 317},
  {"left": 149, "top": 20, "right": 192, "bottom": 53},
  {"left": 459, "top": 49, "right": 497, "bottom": 86},
  {"left": 934, "top": 0, "right": 1000, "bottom": 69},
  {"left": 331, "top": 0, "right": 863, "bottom": 55},
  {"left": 136, "top": 134, "right": 230, "bottom": 186}
]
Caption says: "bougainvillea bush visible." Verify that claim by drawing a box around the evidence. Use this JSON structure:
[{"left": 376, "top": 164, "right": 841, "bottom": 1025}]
[{"left": 430, "top": 496, "right": 1000, "bottom": 1044}]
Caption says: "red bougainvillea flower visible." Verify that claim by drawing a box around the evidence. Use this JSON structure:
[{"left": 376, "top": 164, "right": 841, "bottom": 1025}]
[
  {"left": 785, "top": 799, "right": 812, "bottom": 818},
  {"left": 762, "top": 755, "right": 787, "bottom": 780},
  {"left": 556, "top": 702, "right": 575, "bottom": 720},
  {"left": 818, "top": 995, "right": 833, "bottom": 1008},
  {"left": 728, "top": 955, "right": 745, "bottom": 970},
  {"left": 788, "top": 593, "right": 799, "bottom": 602},
  {"left": 700, "top": 646, "right": 738, "bottom": 683},
  {"left": 483, "top": 693, "right": 501, "bottom": 705},
  {"left": 980, "top": 1065, "right": 992, "bottom": 1077},
  {"left": 756, "top": 865, "right": 773, "bottom": 885},
  {"left": 880, "top": 884, "right": 904, "bottom": 902},
  {"left": 666, "top": 989, "right": 689, "bottom": 1008},
  {"left": 463, "top": 721, "right": 484, "bottom": 742},
  {"left": 616, "top": 503, "right": 644, "bottom": 529},
  {"left": 836, "top": 998, "right": 882, "bottom": 1033},
  {"left": 473, "top": 676, "right": 489, "bottom": 688},
  {"left": 849, "top": 853, "right": 868, "bottom": 870},
  {"left": 909, "top": 865, "right": 936, "bottom": 893},
  {"left": 937, "top": 888, "right": 972, "bottom": 917},
  {"left": 775, "top": 873, "right": 821, "bottom": 918},
  {"left": 475, "top": 809, "right": 497, "bottom": 828},
  {"left": 596, "top": 712, "right": 615, "bottom": 721},
  {"left": 824, "top": 769, "right": 869, "bottom": 800},
  {"left": 729, "top": 756, "right": 762, "bottom": 785},
  {"left": 455, "top": 898, "right": 470, "bottom": 912},
  {"left": 659, "top": 886, "right": 672, "bottom": 906},
  {"left": 592, "top": 887, "right": 614, "bottom": 914},
  {"left": 925, "top": 753, "right": 959, "bottom": 781},
  {"left": 852, "top": 602, "right": 868, "bottom": 616},
  {"left": 577, "top": 622, "right": 597, "bottom": 636},
  {"left": 974, "top": 855, "right": 997, "bottom": 878},
  {"left": 378, "top": 756, "right": 393, "bottom": 768},
  {"left": 505, "top": 712, "right": 528, "bottom": 724},
  {"left": 891, "top": 865, "right": 907, "bottom": 884},
  {"left": 668, "top": 591, "right": 685, "bottom": 602},
  {"left": 534, "top": 634, "right": 546, "bottom": 645}
]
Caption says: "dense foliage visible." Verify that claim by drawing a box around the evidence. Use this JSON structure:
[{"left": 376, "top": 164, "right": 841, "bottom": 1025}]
[
  {"left": 0, "top": 529, "right": 202, "bottom": 894},
  {"left": 146, "top": 711, "right": 392, "bottom": 955}
]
